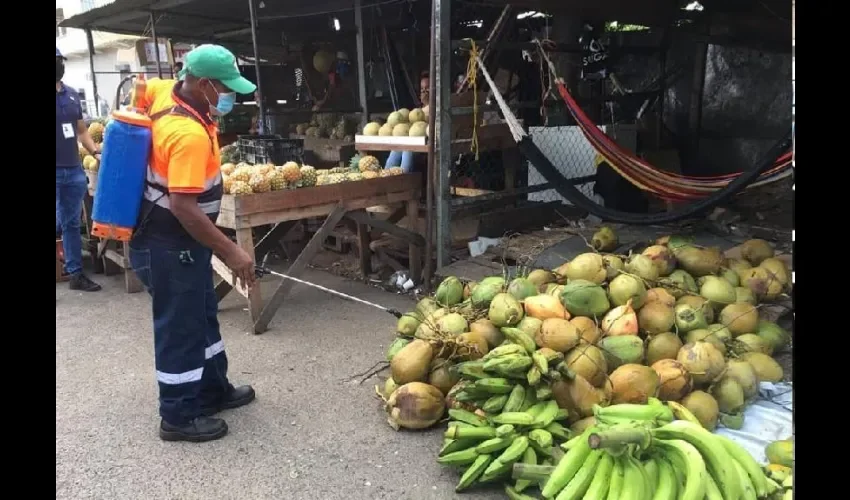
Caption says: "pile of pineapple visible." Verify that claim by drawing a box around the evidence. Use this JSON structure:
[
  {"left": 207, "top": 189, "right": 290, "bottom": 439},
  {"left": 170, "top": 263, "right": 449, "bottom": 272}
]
[
  {"left": 220, "top": 154, "right": 404, "bottom": 196},
  {"left": 80, "top": 120, "right": 106, "bottom": 173},
  {"left": 293, "top": 113, "right": 355, "bottom": 141}
]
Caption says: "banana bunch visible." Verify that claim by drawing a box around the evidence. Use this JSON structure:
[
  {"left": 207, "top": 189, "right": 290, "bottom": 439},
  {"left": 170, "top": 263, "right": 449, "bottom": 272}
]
[
  {"left": 516, "top": 413, "right": 780, "bottom": 500},
  {"left": 438, "top": 401, "right": 573, "bottom": 493},
  {"left": 763, "top": 464, "right": 793, "bottom": 500}
]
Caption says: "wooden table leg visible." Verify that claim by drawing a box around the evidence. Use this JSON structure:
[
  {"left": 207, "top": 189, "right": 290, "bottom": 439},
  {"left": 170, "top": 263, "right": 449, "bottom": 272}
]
[
  {"left": 122, "top": 241, "right": 144, "bottom": 293},
  {"left": 253, "top": 204, "right": 347, "bottom": 334},
  {"left": 406, "top": 200, "right": 422, "bottom": 284},
  {"left": 234, "top": 228, "right": 263, "bottom": 325},
  {"left": 357, "top": 215, "right": 372, "bottom": 280}
]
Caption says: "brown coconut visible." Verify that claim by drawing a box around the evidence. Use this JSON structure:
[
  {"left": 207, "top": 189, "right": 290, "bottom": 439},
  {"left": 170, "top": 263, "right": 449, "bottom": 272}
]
[
  {"left": 652, "top": 359, "right": 693, "bottom": 401},
  {"left": 609, "top": 364, "right": 659, "bottom": 404},
  {"left": 645, "top": 287, "right": 677, "bottom": 308},
  {"left": 563, "top": 342, "right": 608, "bottom": 387},
  {"left": 570, "top": 316, "right": 602, "bottom": 344},
  {"left": 638, "top": 301, "right": 676, "bottom": 335},
  {"left": 552, "top": 374, "right": 611, "bottom": 419},
  {"left": 469, "top": 319, "right": 505, "bottom": 348},
  {"left": 536, "top": 318, "right": 581, "bottom": 353},
  {"left": 390, "top": 339, "right": 434, "bottom": 384},
  {"left": 719, "top": 303, "right": 759, "bottom": 336},
  {"left": 646, "top": 332, "right": 684, "bottom": 365},
  {"left": 680, "top": 390, "right": 720, "bottom": 431},
  {"left": 676, "top": 341, "right": 726, "bottom": 386}
]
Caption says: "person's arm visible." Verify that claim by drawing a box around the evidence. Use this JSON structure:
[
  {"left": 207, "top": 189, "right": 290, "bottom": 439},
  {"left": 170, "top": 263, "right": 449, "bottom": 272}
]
[
  {"left": 76, "top": 119, "right": 99, "bottom": 156},
  {"left": 166, "top": 133, "right": 256, "bottom": 287}
]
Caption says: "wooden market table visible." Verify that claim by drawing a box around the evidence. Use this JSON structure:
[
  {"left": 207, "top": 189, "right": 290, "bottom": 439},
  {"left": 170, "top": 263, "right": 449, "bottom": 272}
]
[{"left": 213, "top": 172, "right": 424, "bottom": 335}]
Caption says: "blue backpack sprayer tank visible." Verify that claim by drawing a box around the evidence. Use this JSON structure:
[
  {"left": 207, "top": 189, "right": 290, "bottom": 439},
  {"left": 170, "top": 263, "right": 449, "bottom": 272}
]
[{"left": 90, "top": 74, "right": 151, "bottom": 241}]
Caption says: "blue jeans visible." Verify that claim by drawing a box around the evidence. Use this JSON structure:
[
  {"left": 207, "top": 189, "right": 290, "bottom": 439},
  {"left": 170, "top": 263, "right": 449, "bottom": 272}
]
[
  {"left": 56, "top": 166, "right": 89, "bottom": 276},
  {"left": 129, "top": 235, "right": 232, "bottom": 425},
  {"left": 385, "top": 150, "right": 414, "bottom": 173}
]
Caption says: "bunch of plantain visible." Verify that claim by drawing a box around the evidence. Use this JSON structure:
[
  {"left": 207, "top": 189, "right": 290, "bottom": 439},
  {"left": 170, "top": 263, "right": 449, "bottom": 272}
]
[{"left": 504, "top": 399, "right": 780, "bottom": 500}]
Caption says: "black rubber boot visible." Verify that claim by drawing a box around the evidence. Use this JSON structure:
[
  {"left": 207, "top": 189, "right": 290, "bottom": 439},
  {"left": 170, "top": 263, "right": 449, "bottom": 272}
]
[
  {"left": 69, "top": 273, "right": 102, "bottom": 292},
  {"left": 159, "top": 416, "right": 228, "bottom": 442},
  {"left": 201, "top": 385, "right": 256, "bottom": 416}
]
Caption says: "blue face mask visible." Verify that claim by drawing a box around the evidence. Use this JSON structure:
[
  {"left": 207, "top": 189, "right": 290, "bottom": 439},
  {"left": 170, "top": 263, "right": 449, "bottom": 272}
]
[{"left": 204, "top": 80, "right": 236, "bottom": 116}]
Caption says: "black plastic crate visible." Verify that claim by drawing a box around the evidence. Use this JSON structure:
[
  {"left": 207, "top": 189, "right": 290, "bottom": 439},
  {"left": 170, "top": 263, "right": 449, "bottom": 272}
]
[{"left": 237, "top": 135, "right": 304, "bottom": 165}]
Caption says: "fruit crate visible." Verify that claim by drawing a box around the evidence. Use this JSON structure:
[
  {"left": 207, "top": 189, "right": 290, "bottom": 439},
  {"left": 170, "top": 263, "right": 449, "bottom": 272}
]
[{"left": 237, "top": 135, "right": 304, "bottom": 165}]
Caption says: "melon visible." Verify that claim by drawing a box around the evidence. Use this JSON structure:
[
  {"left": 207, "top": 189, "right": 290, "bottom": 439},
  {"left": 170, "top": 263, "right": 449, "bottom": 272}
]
[
  {"left": 392, "top": 123, "right": 411, "bottom": 137},
  {"left": 409, "top": 121, "right": 428, "bottom": 137},
  {"left": 409, "top": 108, "right": 426, "bottom": 123},
  {"left": 362, "top": 122, "right": 381, "bottom": 136}
]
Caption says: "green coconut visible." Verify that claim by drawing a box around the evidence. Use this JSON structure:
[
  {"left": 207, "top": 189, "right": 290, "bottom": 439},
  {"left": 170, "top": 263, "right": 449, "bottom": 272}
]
[
  {"left": 719, "top": 303, "right": 759, "bottom": 336},
  {"left": 725, "top": 359, "right": 760, "bottom": 399},
  {"left": 508, "top": 277, "right": 539, "bottom": 301},
  {"left": 428, "top": 358, "right": 460, "bottom": 396},
  {"left": 488, "top": 293, "right": 524, "bottom": 327},
  {"left": 642, "top": 245, "right": 677, "bottom": 276},
  {"left": 390, "top": 339, "right": 435, "bottom": 384},
  {"left": 479, "top": 276, "right": 507, "bottom": 289},
  {"left": 674, "top": 246, "right": 724, "bottom": 277},
  {"left": 719, "top": 268, "right": 741, "bottom": 287},
  {"left": 435, "top": 276, "right": 464, "bottom": 306},
  {"left": 415, "top": 308, "right": 449, "bottom": 337},
  {"left": 674, "top": 303, "right": 708, "bottom": 333},
  {"left": 559, "top": 279, "right": 611, "bottom": 317},
  {"left": 646, "top": 332, "right": 684, "bottom": 365},
  {"left": 598, "top": 335, "right": 645, "bottom": 370},
  {"left": 527, "top": 269, "right": 556, "bottom": 288},
  {"left": 436, "top": 313, "right": 468, "bottom": 335},
  {"left": 735, "top": 333, "right": 772, "bottom": 355},
  {"left": 735, "top": 287, "right": 758, "bottom": 305},
  {"left": 740, "top": 352, "right": 783, "bottom": 382},
  {"left": 699, "top": 276, "right": 737, "bottom": 309},
  {"left": 558, "top": 253, "right": 607, "bottom": 284},
  {"left": 684, "top": 328, "right": 727, "bottom": 356},
  {"left": 603, "top": 254, "right": 625, "bottom": 280},
  {"left": 517, "top": 316, "right": 543, "bottom": 338},
  {"left": 386, "top": 337, "right": 411, "bottom": 361},
  {"left": 710, "top": 376, "right": 746, "bottom": 413},
  {"left": 608, "top": 274, "right": 647, "bottom": 309},
  {"left": 677, "top": 295, "right": 715, "bottom": 323},
  {"left": 415, "top": 297, "right": 440, "bottom": 317},
  {"left": 385, "top": 381, "right": 446, "bottom": 430},
  {"left": 706, "top": 323, "right": 733, "bottom": 343},
  {"left": 470, "top": 282, "right": 503, "bottom": 309},
  {"left": 739, "top": 239, "right": 775, "bottom": 266},
  {"left": 756, "top": 320, "right": 790, "bottom": 353},
  {"left": 661, "top": 269, "right": 698, "bottom": 298},
  {"left": 383, "top": 377, "right": 399, "bottom": 398},
  {"left": 625, "top": 254, "right": 660, "bottom": 282},
  {"left": 396, "top": 312, "right": 422, "bottom": 337},
  {"left": 680, "top": 390, "right": 720, "bottom": 431}
]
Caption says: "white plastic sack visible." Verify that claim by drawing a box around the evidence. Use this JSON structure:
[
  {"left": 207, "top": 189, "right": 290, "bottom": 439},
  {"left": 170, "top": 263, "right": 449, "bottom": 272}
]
[{"left": 715, "top": 382, "right": 793, "bottom": 465}]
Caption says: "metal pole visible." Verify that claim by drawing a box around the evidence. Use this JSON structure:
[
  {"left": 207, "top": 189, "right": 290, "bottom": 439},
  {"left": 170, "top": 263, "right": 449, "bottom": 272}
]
[
  {"left": 247, "top": 0, "right": 266, "bottom": 134},
  {"left": 423, "top": 0, "right": 438, "bottom": 291},
  {"left": 354, "top": 0, "right": 369, "bottom": 129},
  {"left": 149, "top": 12, "right": 163, "bottom": 79},
  {"left": 84, "top": 28, "right": 100, "bottom": 118},
  {"left": 434, "top": 0, "right": 452, "bottom": 269}
]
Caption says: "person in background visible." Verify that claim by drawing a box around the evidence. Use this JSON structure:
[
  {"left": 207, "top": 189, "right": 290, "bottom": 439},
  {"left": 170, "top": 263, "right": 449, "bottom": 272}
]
[
  {"left": 173, "top": 62, "right": 184, "bottom": 78},
  {"left": 56, "top": 47, "right": 102, "bottom": 292},
  {"left": 385, "top": 71, "right": 430, "bottom": 173},
  {"left": 129, "top": 45, "right": 258, "bottom": 443}
]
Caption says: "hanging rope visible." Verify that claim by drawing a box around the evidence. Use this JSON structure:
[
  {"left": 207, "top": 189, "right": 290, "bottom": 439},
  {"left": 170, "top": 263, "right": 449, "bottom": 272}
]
[{"left": 462, "top": 39, "right": 481, "bottom": 160}]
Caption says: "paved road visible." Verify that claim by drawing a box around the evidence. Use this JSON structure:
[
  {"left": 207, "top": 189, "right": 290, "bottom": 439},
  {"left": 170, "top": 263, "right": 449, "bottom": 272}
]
[{"left": 56, "top": 268, "right": 498, "bottom": 500}]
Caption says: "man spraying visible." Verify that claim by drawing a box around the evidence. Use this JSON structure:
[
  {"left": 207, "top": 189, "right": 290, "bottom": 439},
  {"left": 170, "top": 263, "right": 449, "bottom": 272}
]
[{"left": 129, "top": 45, "right": 258, "bottom": 442}]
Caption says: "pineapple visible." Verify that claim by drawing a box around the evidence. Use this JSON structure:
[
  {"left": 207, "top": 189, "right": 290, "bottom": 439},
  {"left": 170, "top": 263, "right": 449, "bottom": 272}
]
[
  {"left": 386, "top": 167, "right": 404, "bottom": 176},
  {"left": 346, "top": 172, "right": 363, "bottom": 182},
  {"left": 362, "top": 170, "right": 379, "bottom": 180},
  {"left": 300, "top": 165, "right": 317, "bottom": 187},
  {"left": 329, "top": 166, "right": 347, "bottom": 174},
  {"left": 222, "top": 175, "right": 234, "bottom": 194},
  {"left": 249, "top": 173, "right": 272, "bottom": 193},
  {"left": 88, "top": 122, "right": 105, "bottom": 143},
  {"left": 358, "top": 155, "right": 381, "bottom": 173},
  {"left": 220, "top": 144, "right": 241, "bottom": 164},
  {"left": 220, "top": 163, "right": 237, "bottom": 176},
  {"left": 281, "top": 161, "right": 302, "bottom": 182},
  {"left": 78, "top": 144, "right": 87, "bottom": 161},
  {"left": 348, "top": 153, "right": 362, "bottom": 170},
  {"left": 380, "top": 169, "right": 392, "bottom": 177},
  {"left": 229, "top": 180, "right": 252, "bottom": 195},
  {"left": 327, "top": 173, "right": 346, "bottom": 184},
  {"left": 267, "top": 169, "right": 288, "bottom": 191},
  {"left": 316, "top": 174, "right": 329, "bottom": 186},
  {"left": 255, "top": 163, "right": 274, "bottom": 176},
  {"left": 230, "top": 166, "right": 253, "bottom": 182},
  {"left": 316, "top": 169, "right": 330, "bottom": 177}
]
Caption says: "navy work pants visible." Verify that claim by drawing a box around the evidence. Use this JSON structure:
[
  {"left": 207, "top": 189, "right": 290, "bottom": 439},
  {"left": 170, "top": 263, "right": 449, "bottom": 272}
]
[
  {"left": 56, "top": 166, "right": 88, "bottom": 276},
  {"left": 129, "top": 234, "right": 232, "bottom": 425}
]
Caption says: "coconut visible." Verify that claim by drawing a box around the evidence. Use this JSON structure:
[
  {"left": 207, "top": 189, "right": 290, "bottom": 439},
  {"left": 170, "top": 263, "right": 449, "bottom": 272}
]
[
  {"left": 570, "top": 416, "right": 598, "bottom": 434},
  {"left": 608, "top": 274, "right": 647, "bottom": 309},
  {"left": 386, "top": 337, "right": 411, "bottom": 361},
  {"left": 740, "top": 352, "right": 783, "bottom": 382},
  {"left": 725, "top": 359, "right": 760, "bottom": 399},
  {"left": 479, "top": 276, "right": 507, "bottom": 289},
  {"left": 684, "top": 329, "right": 727, "bottom": 356},
  {"left": 645, "top": 287, "right": 676, "bottom": 308},
  {"left": 646, "top": 332, "right": 684, "bottom": 365},
  {"left": 676, "top": 341, "right": 726, "bottom": 386},
  {"left": 652, "top": 359, "right": 693, "bottom": 401},
  {"left": 508, "top": 277, "right": 539, "bottom": 301},
  {"left": 661, "top": 270, "right": 698, "bottom": 298},
  {"left": 680, "top": 390, "right": 720, "bottom": 431},
  {"left": 674, "top": 246, "right": 724, "bottom": 277},
  {"left": 383, "top": 377, "right": 399, "bottom": 398},
  {"left": 471, "top": 282, "right": 503, "bottom": 309},
  {"left": 469, "top": 319, "right": 505, "bottom": 348},
  {"left": 726, "top": 258, "right": 752, "bottom": 275},
  {"left": 537, "top": 318, "right": 581, "bottom": 353},
  {"left": 489, "top": 293, "right": 524, "bottom": 326},
  {"left": 735, "top": 287, "right": 758, "bottom": 305},
  {"left": 609, "top": 364, "right": 659, "bottom": 404},
  {"left": 638, "top": 301, "right": 675, "bottom": 335},
  {"left": 552, "top": 374, "right": 610, "bottom": 418},
  {"left": 677, "top": 295, "right": 715, "bottom": 323},
  {"left": 740, "top": 267, "right": 784, "bottom": 301},
  {"left": 415, "top": 297, "right": 440, "bottom": 317},
  {"left": 625, "top": 254, "right": 660, "bottom": 282},
  {"left": 719, "top": 268, "right": 741, "bottom": 287},
  {"left": 601, "top": 300, "right": 639, "bottom": 336},
  {"left": 457, "top": 332, "right": 490, "bottom": 359},
  {"left": 391, "top": 339, "right": 434, "bottom": 384},
  {"left": 570, "top": 316, "right": 602, "bottom": 344},
  {"left": 603, "top": 254, "right": 625, "bottom": 280},
  {"left": 599, "top": 335, "right": 645, "bottom": 370},
  {"left": 699, "top": 276, "right": 737, "bottom": 309},
  {"left": 759, "top": 258, "right": 790, "bottom": 286},
  {"left": 524, "top": 294, "right": 570, "bottom": 320},
  {"left": 514, "top": 316, "right": 543, "bottom": 339},
  {"left": 396, "top": 312, "right": 422, "bottom": 337},
  {"left": 719, "top": 303, "right": 759, "bottom": 336},
  {"left": 415, "top": 308, "right": 449, "bottom": 337},
  {"left": 740, "top": 239, "right": 774, "bottom": 266},
  {"left": 674, "top": 303, "right": 708, "bottom": 333},
  {"left": 706, "top": 324, "right": 733, "bottom": 343},
  {"left": 735, "top": 333, "right": 772, "bottom": 355},
  {"left": 527, "top": 269, "right": 556, "bottom": 288},
  {"left": 463, "top": 281, "right": 477, "bottom": 299},
  {"left": 756, "top": 320, "right": 790, "bottom": 353},
  {"left": 386, "top": 382, "right": 446, "bottom": 430},
  {"left": 642, "top": 245, "right": 677, "bottom": 276},
  {"left": 564, "top": 342, "right": 608, "bottom": 387},
  {"left": 559, "top": 253, "right": 607, "bottom": 284},
  {"left": 435, "top": 276, "right": 464, "bottom": 306},
  {"left": 710, "top": 376, "right": 745, "bottom": 413},
  {"left": 560, "top": 280, "right": 611, "bottom": 318},
  {"left": 591, "top": 226, "right": 618, "bottom": 251},
  {"left": 428, "top": 358, "right": 460, "bottom": 395},
  {"left": 547, "top": 285, "right": 566, "bottom": 297},
  {"left": 437, "top": 313, "right": 468, "bottom": 335}
]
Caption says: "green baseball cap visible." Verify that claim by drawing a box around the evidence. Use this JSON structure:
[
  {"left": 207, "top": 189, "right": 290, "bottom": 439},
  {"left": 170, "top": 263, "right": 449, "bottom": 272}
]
[{"left": 179, "top": 44, "right": 256, "bottom": 95}]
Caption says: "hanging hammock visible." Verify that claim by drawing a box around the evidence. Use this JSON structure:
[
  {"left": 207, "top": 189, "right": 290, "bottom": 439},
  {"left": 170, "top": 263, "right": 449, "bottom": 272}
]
[
  {"left": 531, "top": 40, "right": 793, "bottom": 201},
  {"left": 469, "top": 47, "right": 794, "bottom": 225}
]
